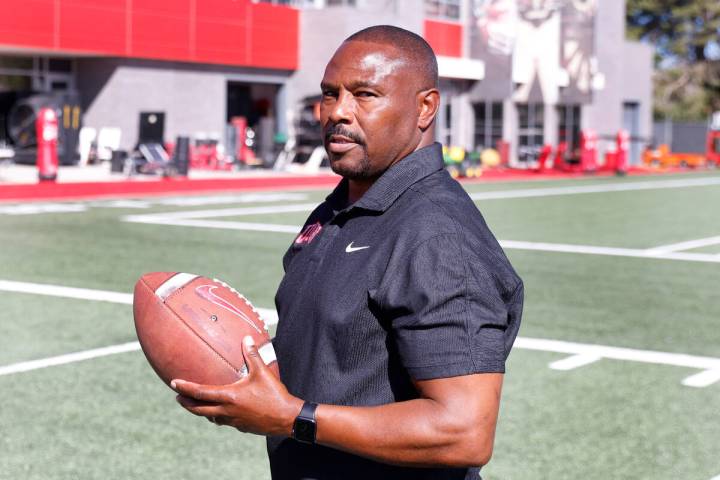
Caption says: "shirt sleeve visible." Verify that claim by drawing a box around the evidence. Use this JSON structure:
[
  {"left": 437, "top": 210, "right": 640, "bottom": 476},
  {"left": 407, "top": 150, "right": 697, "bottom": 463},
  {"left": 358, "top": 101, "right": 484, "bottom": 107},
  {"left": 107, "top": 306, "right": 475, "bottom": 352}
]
[{"left": 372, "top": 233, "right": 523, "bottom": 381}]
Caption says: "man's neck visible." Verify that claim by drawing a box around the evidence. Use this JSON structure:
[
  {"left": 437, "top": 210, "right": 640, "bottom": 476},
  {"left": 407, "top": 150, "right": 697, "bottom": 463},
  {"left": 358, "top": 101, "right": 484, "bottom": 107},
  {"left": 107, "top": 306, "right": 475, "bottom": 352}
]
[
  {"left": 345, "top": 134, "right": 433, "bottom": 205},
  {"left": 347, "top": 179, "right": 373, "bottom": 204}
]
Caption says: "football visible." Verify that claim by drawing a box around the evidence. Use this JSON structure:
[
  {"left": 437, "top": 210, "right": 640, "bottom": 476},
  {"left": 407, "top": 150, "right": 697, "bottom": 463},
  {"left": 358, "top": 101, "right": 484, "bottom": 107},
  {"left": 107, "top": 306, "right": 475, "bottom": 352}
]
[{"left": 133, "top": 272, "right": 279, "bottom": 387}]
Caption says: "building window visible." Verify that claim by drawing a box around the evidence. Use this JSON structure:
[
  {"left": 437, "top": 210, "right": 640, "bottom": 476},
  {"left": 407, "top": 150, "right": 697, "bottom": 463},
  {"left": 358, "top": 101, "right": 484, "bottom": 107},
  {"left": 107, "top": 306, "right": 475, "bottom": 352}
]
[
  {"left": 517, "top": 103, "right": 544, "bottom": 163},
  {"left": 0, "top": 74, "right": 32, "bottom": 92},
  {"left": 0, "top": 56, "right": 74, "bottom": 93},
  {"left": 473, "top": 101, "right": 503, "bottom": 151},
  {"left": 557, "top": 104, "right": 581, "bottom": 161},
  {"left": 425, "top": 0, "right": 461, "bottom": 20}
]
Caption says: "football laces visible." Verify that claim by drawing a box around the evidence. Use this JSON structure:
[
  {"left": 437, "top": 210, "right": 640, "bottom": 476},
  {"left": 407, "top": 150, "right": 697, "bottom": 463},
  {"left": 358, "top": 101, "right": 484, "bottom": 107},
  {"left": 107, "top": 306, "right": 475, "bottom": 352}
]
[{"left": 213, "top": 278, "right": 269, "bottom": 331}]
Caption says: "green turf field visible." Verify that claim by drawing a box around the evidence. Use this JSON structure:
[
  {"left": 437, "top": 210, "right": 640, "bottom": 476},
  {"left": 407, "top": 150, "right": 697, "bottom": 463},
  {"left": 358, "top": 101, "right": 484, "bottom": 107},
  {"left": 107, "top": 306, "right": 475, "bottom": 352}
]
[{"left": 1, "top": 172, "right": 719, "bottom": 479}]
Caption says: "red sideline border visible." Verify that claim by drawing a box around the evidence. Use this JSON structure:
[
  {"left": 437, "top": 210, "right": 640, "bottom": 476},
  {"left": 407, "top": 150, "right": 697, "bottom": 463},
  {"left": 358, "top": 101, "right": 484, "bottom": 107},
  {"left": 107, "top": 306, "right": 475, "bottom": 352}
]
[
  {"left": 0, "top": 167, "right": 705, "bottom": 203},
  {"left": 0, "top": 175, "right": 342, "bottom": 203}
]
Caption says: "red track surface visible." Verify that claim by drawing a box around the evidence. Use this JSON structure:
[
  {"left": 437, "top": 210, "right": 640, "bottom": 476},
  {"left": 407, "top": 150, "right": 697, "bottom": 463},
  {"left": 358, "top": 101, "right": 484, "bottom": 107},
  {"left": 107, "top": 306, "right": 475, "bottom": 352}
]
[
  {"left": 0, "top": 166, "right": 700, "bottom": 203},
  {"left": 0, "top": 175, "right": 341, "bottom": 203}
]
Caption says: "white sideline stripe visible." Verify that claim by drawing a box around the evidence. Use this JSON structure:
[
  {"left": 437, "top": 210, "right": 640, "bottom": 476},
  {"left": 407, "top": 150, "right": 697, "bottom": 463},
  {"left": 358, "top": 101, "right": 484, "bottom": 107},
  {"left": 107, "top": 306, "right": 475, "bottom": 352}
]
[
  {"left": 1, "top": 280, "right": 719, "bottom": 386},
  {"left": 499, "top": 240, "right": 720, "bottom": 264},
  {"left": 681, "top": 369, "right": 720, "bottom": 388},
  {"left": 548, "top": 354, "right": 602, "bottom": 371},
  {"left": 515, "top": 337, "right": 720, "bottom": 387},
  {"left": 3, "top": 334, "right": 720, "bottom": 386},
  {"left": 709, "top": 474, "right": 720, "bottom": 480},
  {"left": 125, "top": 209, "right": 720, "bottom": 264},
  {"left": 0, "top": 339, "right": 283, "bottom": 377},
  {"left": 126, "top": 219, "right": 720, "bottom": 265},
  {"left": 123, "top": 203, "right": 317, "bottom": 221},
  {"left": 0, "top": 279, "right": 278, "bottom": 326},
  {"left": 515, "top": 337, "right": 720, "bottom": 369},
  {"left": 469, "top": 177, "right": 720, "bottom": 200},
  {"left": 0, "top": 280, "right": 134, "bottom": 304},
  {"left": 646, "top": 235, "right": 720, "bottom": 254},
  {"left": 127, "top": 217, "right": 301, "bottom": 234},
  {"left": 0, "top": 342, "right": 140, "bottom": 376},
  {"left": 0, "top": 204, "right": 88, "bottom": 215},
  {"left": 155, "top": 193, "right": 307, "bottom": 207}
]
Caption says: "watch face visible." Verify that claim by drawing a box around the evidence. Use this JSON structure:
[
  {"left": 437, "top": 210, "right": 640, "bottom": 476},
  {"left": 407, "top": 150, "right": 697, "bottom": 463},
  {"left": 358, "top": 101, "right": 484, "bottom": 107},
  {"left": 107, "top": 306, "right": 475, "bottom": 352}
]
[
  {"left": 293, "top": 417, "right": 316, "bottom": 443},
  {"left": 295, "top": 421, "right": 311, "bottom": 435}
]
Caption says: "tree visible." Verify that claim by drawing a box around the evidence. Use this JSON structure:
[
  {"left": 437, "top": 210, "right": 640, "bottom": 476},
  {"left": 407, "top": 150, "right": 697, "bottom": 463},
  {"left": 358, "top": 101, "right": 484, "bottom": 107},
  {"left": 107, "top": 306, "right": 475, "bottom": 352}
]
[{"left": 626, "top": 0, "right": 720, "bottom": 120}]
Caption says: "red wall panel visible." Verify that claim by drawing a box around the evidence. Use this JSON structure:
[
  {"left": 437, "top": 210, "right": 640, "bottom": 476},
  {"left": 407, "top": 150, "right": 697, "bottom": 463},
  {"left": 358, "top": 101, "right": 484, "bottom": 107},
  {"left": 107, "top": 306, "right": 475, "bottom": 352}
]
[
  {"left": 195, "top": 0, "right": 249, "bottom": 22},
  {"left": 0, "top": 0, "right": 298, "bottom": 70},
  {"left": 423, "top": 19, "right": 462, "bottom": 58},
  {"left": 132, "top": 5, "right": 192, "bottom": 61},
  {"left": 59, "top": 0, "right": 126, "bottom": 54},
  {"left": 0, "top": 0, "right": 55, "bottom": 49},
  {"left": 195, "top": 18, "right": 250, "bottom": 66},
  {"left": 249, "top": 2, "right": 299, "bottom": 69},
  {"left": 194, "top": 0, "right": 251, "bottom": 66}
]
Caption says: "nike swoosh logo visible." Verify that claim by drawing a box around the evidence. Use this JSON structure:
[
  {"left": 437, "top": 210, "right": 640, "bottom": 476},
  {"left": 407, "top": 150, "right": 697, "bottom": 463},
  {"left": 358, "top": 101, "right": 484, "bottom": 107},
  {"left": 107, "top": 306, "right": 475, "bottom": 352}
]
[
  {"left": 345, "top": 242, "right": 371, "bottom": 253},
  {"left": 194, "top": 284, "right": 262, "bottom": 333}
]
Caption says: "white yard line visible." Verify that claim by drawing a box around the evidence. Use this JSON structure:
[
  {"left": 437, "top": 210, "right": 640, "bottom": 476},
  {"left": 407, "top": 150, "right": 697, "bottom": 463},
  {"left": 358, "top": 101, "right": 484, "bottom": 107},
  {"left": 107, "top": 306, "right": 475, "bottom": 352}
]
[
  {"left": 0, "top": 279, "right": 278, "bottom": 324},
  {"left": 126, "top": 217, "right": 301, "bottom": 233},
  {"left": 645, "top": 235, "right": 720, "bottom": 255},
  {"left": 682, "top": 369, "right": 720, "bottom": 388},
  {"left": 469, "top": 176, "right": 720, "bottom": 200},
  {"left": 499, "top": 240, "right": 720, "bottom": 264},
  {"left": 548, "top": 354, "right": 602, "bottom": 371},
  {"left": 0, "top": 193, "right": 309, "bottom": 215},
  {"left": 123, "top": 202, "right": 317, "bottom": 221},
  {"left": 0, "top": 342, "right": 141, "bottom": 376},
  {"left": 153, "top": 193, "right": 307, "bottom": 207},
  {"left": 0, "top": 279, "right": 134, "bottom": 304},
  {"left": 515, "top": 337, "right": 720, "bottom": 387},
  {"left": 0, "top": 279, "right": 719, "bottom": 386},
  {"left": 0, "top": 203, "right": 89, "bottom": 215},
  {"left": 122, "top": 200, "right": 720, "bottom": 264}
]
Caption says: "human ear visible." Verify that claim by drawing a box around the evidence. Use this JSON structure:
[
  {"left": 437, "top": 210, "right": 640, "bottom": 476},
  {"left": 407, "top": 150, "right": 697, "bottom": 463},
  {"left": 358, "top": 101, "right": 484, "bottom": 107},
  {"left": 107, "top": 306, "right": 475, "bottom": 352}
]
[{"left": 417, "top": 89, "right": 440, "bottom": 131}]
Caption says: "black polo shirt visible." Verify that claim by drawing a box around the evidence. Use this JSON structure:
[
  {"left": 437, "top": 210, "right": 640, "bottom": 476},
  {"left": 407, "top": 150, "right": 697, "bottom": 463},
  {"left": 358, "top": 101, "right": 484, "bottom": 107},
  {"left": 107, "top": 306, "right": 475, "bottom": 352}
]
[{"left": 268, "top": 143, "right": 523, "bottom": 480}]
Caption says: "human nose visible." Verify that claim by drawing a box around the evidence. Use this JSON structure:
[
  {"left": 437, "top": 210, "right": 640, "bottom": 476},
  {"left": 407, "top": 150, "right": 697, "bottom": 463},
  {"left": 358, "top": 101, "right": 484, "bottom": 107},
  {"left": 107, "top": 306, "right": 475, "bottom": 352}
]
[{"left": 327, "top": 90, "right": 354, "bottom": 125}]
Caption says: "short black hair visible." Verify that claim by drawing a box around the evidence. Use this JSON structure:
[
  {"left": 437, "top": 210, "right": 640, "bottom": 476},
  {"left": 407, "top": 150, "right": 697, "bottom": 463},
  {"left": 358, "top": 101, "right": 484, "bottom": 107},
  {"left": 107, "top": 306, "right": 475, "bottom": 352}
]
[{"left": 344, "top": 25, "right": 439, "bottom": 89}]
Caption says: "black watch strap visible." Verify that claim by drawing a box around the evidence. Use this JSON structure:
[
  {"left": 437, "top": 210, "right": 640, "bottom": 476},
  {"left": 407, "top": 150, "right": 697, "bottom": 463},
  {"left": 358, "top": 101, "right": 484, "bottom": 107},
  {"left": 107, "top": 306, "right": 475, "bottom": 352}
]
[{"left": 292, "top": 401, "right": 318, "bottom": 444}]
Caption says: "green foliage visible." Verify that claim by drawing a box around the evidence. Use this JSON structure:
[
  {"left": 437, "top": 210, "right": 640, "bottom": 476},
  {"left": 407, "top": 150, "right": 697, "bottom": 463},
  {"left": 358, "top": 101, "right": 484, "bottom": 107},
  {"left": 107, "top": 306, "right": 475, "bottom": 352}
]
[{"left": 627, "top": 0, "right": 720, "bottom": 120}]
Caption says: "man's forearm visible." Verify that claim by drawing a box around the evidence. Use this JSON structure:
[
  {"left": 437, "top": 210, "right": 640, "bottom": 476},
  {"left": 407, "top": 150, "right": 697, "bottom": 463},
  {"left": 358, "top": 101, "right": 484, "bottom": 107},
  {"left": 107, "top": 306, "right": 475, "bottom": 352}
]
[
  {"left": 313, "top": 399, "right": 490, "bottom": 467},
  {"left": 305, "top": 373, "right": 503, "bottom": 468}
]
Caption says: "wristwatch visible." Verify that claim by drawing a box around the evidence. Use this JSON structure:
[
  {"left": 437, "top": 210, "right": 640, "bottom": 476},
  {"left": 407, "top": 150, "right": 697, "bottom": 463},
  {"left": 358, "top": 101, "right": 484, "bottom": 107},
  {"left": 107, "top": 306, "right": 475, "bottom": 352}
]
[{"left": 292, "top": 401, "right": 318, "bottom": 444}]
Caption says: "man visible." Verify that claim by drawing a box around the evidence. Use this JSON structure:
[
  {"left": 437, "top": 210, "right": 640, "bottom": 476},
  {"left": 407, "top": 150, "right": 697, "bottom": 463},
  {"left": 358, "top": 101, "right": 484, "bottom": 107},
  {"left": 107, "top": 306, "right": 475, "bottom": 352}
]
[{"left": 172, "top": 25, "right": 523, "bottom": 480}]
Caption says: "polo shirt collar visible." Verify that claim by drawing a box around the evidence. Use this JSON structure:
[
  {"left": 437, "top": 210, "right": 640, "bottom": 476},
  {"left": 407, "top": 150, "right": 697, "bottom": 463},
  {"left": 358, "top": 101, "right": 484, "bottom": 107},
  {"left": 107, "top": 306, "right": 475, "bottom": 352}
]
[{"left": 326, "top": 142, "right": 444, "bottom": 213}]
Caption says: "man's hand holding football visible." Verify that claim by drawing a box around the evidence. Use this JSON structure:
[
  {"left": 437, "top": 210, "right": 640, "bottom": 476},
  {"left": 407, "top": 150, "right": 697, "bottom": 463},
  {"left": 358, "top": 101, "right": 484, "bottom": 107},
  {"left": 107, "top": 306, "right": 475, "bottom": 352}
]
[{"left": 171, "top": 336, "right": 303, "bottom": 436}]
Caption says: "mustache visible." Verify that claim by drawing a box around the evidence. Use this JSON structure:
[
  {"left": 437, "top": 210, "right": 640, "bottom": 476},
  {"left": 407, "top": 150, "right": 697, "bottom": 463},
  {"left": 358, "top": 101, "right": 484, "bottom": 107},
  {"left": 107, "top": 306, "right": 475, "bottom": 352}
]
[{"left": 324, "top": 125, "right": 366, "bottom": 145}]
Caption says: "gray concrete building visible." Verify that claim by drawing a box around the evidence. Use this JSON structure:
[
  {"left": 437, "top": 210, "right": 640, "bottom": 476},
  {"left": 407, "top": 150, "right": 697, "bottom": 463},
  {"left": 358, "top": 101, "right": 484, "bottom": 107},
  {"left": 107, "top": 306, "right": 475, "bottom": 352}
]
[
  {"left": 75, "top": 58, "right": 292, "bottom": 152},
  {"left": 0, "top": 0, "right": 652, "bottom": 167},
  {"left": 289, "top": 0, "right": 653, "bottom": 166}
]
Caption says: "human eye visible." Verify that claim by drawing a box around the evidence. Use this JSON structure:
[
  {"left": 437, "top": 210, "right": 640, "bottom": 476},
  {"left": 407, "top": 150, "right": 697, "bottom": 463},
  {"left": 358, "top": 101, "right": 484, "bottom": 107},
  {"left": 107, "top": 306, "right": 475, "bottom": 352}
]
[
  {"left": 355, "top": 90, "right": 377, "bottom": 98},
  {"left": 321, "top": 88, "right": 338, "bottom": 99}
]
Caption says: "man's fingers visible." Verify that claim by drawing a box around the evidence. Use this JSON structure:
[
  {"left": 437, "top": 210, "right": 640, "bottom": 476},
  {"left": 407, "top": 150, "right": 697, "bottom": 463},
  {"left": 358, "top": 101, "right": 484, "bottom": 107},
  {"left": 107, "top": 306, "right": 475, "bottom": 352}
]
[
  {"left": 174, "top": 394, "right": 217, "bottom": 409},
  {"left": 171, "top": 379, "right": 233, "bottom": 403},
  {"left": 175, "top": 395, "right": 223, "bottom": 418},
  {"left": 242, "top": 335, "right": 265, "bottom": 375}
]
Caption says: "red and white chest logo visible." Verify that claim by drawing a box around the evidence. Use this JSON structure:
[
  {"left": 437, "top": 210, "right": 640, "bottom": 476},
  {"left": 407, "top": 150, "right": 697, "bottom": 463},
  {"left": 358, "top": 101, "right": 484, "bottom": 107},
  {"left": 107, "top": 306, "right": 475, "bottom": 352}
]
[
  {"left": 295, "top": 221, "right": 322, "bottom": 245},
  {"left": 194, "top": 285, "right": 261, "bottom": 333}
]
